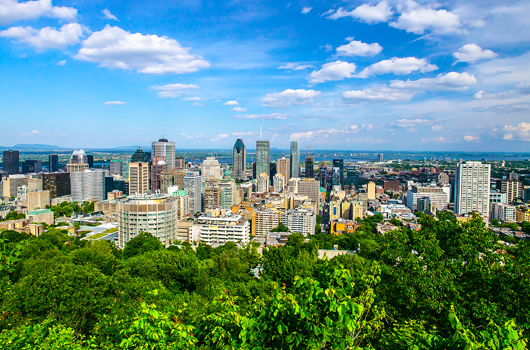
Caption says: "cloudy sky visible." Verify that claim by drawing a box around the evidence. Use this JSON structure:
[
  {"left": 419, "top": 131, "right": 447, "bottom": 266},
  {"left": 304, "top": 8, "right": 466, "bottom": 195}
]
[{"left": 1, "top": 0, "right": 530, "bottom": 151}]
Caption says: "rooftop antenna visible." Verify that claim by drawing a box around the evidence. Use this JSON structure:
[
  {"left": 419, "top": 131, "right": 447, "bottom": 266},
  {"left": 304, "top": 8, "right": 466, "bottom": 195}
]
[{"left": 260, "top": 123, "right": 263, "bottom": 140}]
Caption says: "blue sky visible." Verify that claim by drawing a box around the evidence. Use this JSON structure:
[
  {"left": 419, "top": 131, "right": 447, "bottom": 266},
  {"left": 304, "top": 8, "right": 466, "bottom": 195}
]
[{"left": 1, "top": 0, "right": 530, "bottom": 151}]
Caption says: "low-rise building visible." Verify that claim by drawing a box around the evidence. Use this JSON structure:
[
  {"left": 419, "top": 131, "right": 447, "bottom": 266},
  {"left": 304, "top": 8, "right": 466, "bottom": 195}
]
[
  {"left": 282, "top": 208, "right": 316, "bottom": 236},
  {"left": 196, "top": 213, "right": 250, "bottom": 246},
  {"left": 26, "top": 208, "right": 54, "bottom": 225}
]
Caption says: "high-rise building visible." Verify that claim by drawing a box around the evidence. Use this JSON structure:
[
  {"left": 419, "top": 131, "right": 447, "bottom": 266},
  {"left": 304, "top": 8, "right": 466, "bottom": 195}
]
[
  {"left": 152, "top": 138, "right": 175, "bottom": 170},
  {"left": 22, "top": 160, "right": 42, "bottom": 174},
  {"left": 319, "top": 164, "right": 328, "bottom": 190},
  {"left": 174, "top": 156, "right": 186, "bottom": 169},
  {"left": 377, "top": 153, "right": 384, "bottom": 162},
  {"left": 256, "top": 140, "right": 270, "bottom": 178},
  {"left": 201, "top": 157, "right": 222, "bottom": 180},
  {"left": 282, "top": 209, "right": 316, "bottom": 236},
  {"left": 269, "top": 162, "right": 277, "bottom": 183},
  {"left": 3, "top": 150, "right": 20, "bottom": 174},
  {"left": 298, "top": 178, "right": 320, "bottom": 205},
  {"left": 232, "top": 139, "right": 246, "bottom": 181},
  {"left": 151, "top": 157, "right": 167, "bottom": 191},
  {"left": 220, "top": 179, "right": 237, "bottom": 209},
  {"left": 277, "top": 157, "right": 290, "bottom": 184},
  {"left": 129, "top": 162, "right": 150, "bottom": 195},
  {"left": 43, "top": 172, "right": 70, "bottom": 198},
  {"left": 71, "top": 170, "right": 106, "bottom": 202},
  {"left": 406, "top": 185, "right": 449, "bottom": 212},
  {"left": 491, "top": 203, "right": 516, "bottom": 222},
  {"left": 2, "top": 175, "right": 27, "bottom": 198},
  {"left": 305, "top": 156, "right": 314, "bottom": 178},
  {"left": 436, "top": 172, "right": 449, "bottom": 185},
  {"left": 118, "top": 193, "right": 178, "bottom": 248},
  {"left": 160, "top": 169, "right": 186, "bottom": 193},
  {"left": 273, "top": 173, "right": 285, "bottom": 193},
  {"left": 332, "top": 159, "right": 344, "bottom": 187},
  {"left": 290, "top": 139, "right": 300, "bottom": 178},
  {"left": 257, "top": 173, "right": 270, "bottom": 193},
  {"left": 27, "top": 190, "right": 50, "bottom": 212},
  {"left": 454, "top": 161, "right": 491, "bottom": 217},
  {"left": 496, "top": 180, "right": 523, "bottom": 203},
  {"left": 109, "top": 160, "right": 123, "bottom": 175},
  {"left": 184, "top": 171, "right": 202, "bottom": 214},
  {"left": 48, "top": 154, "right": 59, "bottom": 172},
  {"left": 367, "top": 181, "right": 376, "bottom": 200},
  {"left": 196, "top": 214, "right": 250, "bottom": 246},
  {"left": 131, "top": 147, "right": 151, "bottom": 163},
  {"left": 87, "top": 155, "right": 94, "bottom": 168},
  {"left": 67, "top": 149, "right": 89, "bottom": 173},
  {"left": 346, "top": 168, "right": 359, "bottom": 189}
]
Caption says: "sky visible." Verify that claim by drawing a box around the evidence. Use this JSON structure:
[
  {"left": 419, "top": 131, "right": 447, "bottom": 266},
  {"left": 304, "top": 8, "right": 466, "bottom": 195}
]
[{"left": 1, "top": 0, "right": 530, "bottom": 151}]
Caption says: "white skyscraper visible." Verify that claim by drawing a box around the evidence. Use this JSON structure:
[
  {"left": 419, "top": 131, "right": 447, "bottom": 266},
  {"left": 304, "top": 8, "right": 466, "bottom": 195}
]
[
  {"left": 152, "top": 137, "right": 176, "bottom": 170},
  {"left": 71, "top": 170, "right": 106, "bottom": 202},
  {"left": 201, "top": 157, "right": 223, "bottom": 181},
  {"left": 184, "top": 171, "right": 202, "bottom": 214},
  {"left": 455, "top": 161, "right": 491, "bottom": 217}
]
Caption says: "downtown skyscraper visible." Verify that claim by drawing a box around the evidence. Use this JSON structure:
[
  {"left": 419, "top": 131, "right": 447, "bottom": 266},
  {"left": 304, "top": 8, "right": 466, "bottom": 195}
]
[
  {"left": 455, "top": 161, "right": 491, "bottom": 217},
  {"left": 152, "top": 137, "right": 175, "bottom": 170},
  {"left": 232, "top": 139, "right": 246, "bottom": 181},
  {"left": 256, "top": 140, "right": 270, "bottom": 178},
  {"left": 290, "top": 139, "right": 300, "bottom": 178}
]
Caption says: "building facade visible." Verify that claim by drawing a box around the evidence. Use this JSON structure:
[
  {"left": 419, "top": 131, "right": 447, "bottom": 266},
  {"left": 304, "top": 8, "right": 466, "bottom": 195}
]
[
  {"left": 3, "top": 150, "right": 20, "bottom": 174},
  {"left": 152, "top": 138, "right": 175, "bottom": 170},
  {"left": 290, "top": 139, "right": 300, "bottom": 178},
  {"left": 455, "top": 161, "right": 491, "bottom": 216},
  {"left": 256, "top": 140, "right": 270, "bottom": 178},
  {"left": 232, "top": 139, "right": 247, "bottom": 181},
  {"left": 71, "top": 170, "right": 106, "bottom": 202},
  {"left": 129, "top": 162, "right": 150, "bottom": 195},
  {"left": 48, "top": 154, "right": 59, "bottom": 173},
  {"left": 184, "top": 171, "right": 202, "bottom": 214}
]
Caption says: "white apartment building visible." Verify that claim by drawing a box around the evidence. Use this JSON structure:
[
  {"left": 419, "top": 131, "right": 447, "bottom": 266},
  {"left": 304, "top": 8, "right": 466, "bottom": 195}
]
[
  {"left": 253, "top": 209, "right": 281, "bottom": 237},
  {"left": 282, "top": 208, "right": 316, "bottom": 236},
  {"left": 196, "top": 214, "right": 250, "bottom": 246},
  {"left": 406, "top": 185, "right": 449, "bottom": 212},
  {"left": 491, "top": 203, "right": 517, "bottom": 222},
  {"left": 257, "top": 173, "right": 269, "bottom": 193},
  {"left": 455, "top": 161, "right": 491, "bottom": 217},
  {"left": 201, "top": 157, "right": 223, "bottom": 181},
  {"left": 273, "top": 173, "right": 285, "bottom": 193},
  {"left": 184, "top": 171, "right": 202, "bottom": 214}
]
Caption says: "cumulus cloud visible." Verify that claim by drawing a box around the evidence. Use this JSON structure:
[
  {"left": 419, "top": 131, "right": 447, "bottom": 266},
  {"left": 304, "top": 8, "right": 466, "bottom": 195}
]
[
  {"left": 150, "top": 83, "right": 199, "bottom": 98},
  {"left": 57, "top": 60, "right": 66, "bottom": 65},
  {"left": 75, "top": 25, "right": 209, "bottom": 75},
  {"left": 104, "top": 101, "right": 126, "bottom": 105},
  {"left": 342, "top": 87, "right": 413, "bottom": 103},
  {"left": 301, "top": 7, "right": 311, "bottom": 14},
  {"left": 233, "top": 106, "right": 247, "bottom": 112},
  {"left": 491, "top": 122, "right": 530, "bottom": 141},
  {"left": 0, "top": 23, "right": 83, "bottom": 51},
  {"left": 421, "top": 137, "right": 449, "bottom": 143},
  {"left": 211, "top": 133, "right": 229, "bottom": 142},
  {"left": 432, "top": 125, "right": 443, "bottom": 132},
  {"left": 0, "top": 0, "right": 77, "bottom": 26},
  {"left": 326, "top": 1, "right": 393, "bottom": 24},
  {"left": 223, "top": 100, "right": 239, "bottom": 106},
  {"left": 22, "top": 129, "right": 40, "bottom": 136},
  {"left": 234, "top": 113, "right": 290, "bottom": 120},
  {"left": 357, "top": 57, "right": 437, "bottom": 78},
  {"left": 390, "top": 72, "right": 477, "bottom": 91},
  {"left": 336, "top": 38, "right": 382, "bottom": 57},
  {"left": 292, "top": 125, "right": 361, "bottom": 140},
  {"left": 309, "top": 61, "right": 357, "bottom": 84},
  {"left": 181, "top": 96, "right": 204, "bottom": 101},
  {"left": 390, "top": 0, "right": 461, "bottom": 34},
  {"left": 453, "top": 44, "right": 497, "bottom": 63},
  {"left": 464, "top": 135, "right": 481, "bottom": 142},
  {"left": 232, "top": 131, "right": 257, "bottom": 136},
  {"left": 278, "top": 63, "right": 314, "bottom": 70},
  {"left": 102, "top": 9, "right": 118, "bottom": 21},
  {"left": 261, "top": 89, "right": 321, "bottom": 108}
]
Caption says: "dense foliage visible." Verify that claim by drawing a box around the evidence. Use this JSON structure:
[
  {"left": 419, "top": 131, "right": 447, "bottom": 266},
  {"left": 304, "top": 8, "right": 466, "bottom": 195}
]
[{"left": 0, "top": 214, "right": 528, "bottom": 349}]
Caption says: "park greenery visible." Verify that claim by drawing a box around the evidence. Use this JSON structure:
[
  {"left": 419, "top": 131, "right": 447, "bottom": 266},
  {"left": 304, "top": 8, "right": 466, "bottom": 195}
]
[{"left": 0, "top": 213, "right": 528, "bottom": 349}]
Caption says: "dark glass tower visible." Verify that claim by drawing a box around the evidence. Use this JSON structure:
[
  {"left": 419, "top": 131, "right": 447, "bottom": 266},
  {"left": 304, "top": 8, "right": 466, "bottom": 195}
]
[
  {"left": 3, "top": 150, "right": 20, "bottom": 174},
  {"left": 256, "top": 140, "right": 270, "bottom": 178},
  {"left": 49, "top": 154, "right": 59, "bottom": 172},
  {"left": 305, "top": 156, "right": 314, "bottom": 178},
  {"left": 87, "top": 155, "right": 94, "bottom": 168},
  {"left": 332, "top": 159, "right": 344, "bottom": 188},
  {"left": 131, "top": 147, "right": 151, "bottom": 163},
  {"left": 232, "top": 139, "right": 246, "bottom": 181}
]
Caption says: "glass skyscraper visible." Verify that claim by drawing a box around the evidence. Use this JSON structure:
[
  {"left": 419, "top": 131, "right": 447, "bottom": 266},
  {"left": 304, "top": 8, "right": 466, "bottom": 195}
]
[
  {"left": 290, "top": 139, "right": 300, "bottom": 178},
  {"left": 232, "top": 139, "right": 246, "bottom": 181},
  {"left": 256, "top": 140, "right": 270, "bottom": 178},
  {"left": 152, "top": 138, "right": 175, "bottom": 170}
]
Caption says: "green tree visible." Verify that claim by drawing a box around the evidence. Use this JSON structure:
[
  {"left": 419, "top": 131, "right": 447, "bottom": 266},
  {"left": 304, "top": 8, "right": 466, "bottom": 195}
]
[{"left": 122, "top": 232, "right": 164, "bottom": 260}]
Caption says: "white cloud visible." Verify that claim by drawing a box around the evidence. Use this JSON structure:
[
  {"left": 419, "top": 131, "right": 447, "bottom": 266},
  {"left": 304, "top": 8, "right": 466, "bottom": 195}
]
[
  {"left": 0, "top": 23, "right": 83, "bottom": 51},
  {"left": 390, "top": 1, "right": 461, "bottom": 34},
  {"left": 234, "top": 113, "right": 290, "bottom": 120},
  {"left": 104, "top": 101, "right": 126, "bottom": 105},
  {"left": 278, "top": 63, "right": 314, "bottom": 70},
  {"left": 432, "top": 125, "right": 443, "bottom": 132},
  {"left": 232, "top": 131, "right": 257, "bottom": 136},
  {"left": 342, "top": 87, "right": 413, "bottom": 103},
  {"left": 464, "top": 135, "right": 481, "bottom": 142},
  {"left": 421, "top": 137, "right": 449, "bottom": 143},
  {"left": 336, "top": 38, "right": 382, "bottom": 57},
  {"left": 181, "top": 96, "right": 204, "bottom": 101},
  {"left": 357, "top": 57, "right": 437, "bottom": 78},
  {"left": 301, "top": 7, "right": 311, "bottom": 14},
  {"left": 75, "top": 25, "right": 209, "bottom": 75},
  {"left": 309, "top": 61, "right": 357, "bottom": 84},
  {"left": 395, "top": 118, "right": 431, "bottom": 128},
  {"left": 150, "top": 83, "right": 199, "bottom": 98},
  {"left": 261, "top": 89, "right": 321, "bottom": 108},
  {"left": 491, "top": 122, "right": 530, "bottom": 141},
  {"left": 22, "top": 129, "right": 40, "bottom": 136},
  {"left": 0, "top": 0, "right": 77, "bottom": 26},
  {"left": 102, "top": 9, "right": 118, "bottom": 21},
  {"left": 453, "top": 44, "right": 497, "bottom": 63},
  {"left": 390, "top": 72, "right": 477, "bottom": 91},
  {"left": 326, "top": 1, "right": 393, "bottom": 24},
  {"left": 233, "top": 106, "right": 247, "bottom": 112},
  {"left": 223, "top": 100, "right": 239, "bottom": 106},
  {"left": 57, "top": 60, "right": 66, "bottom": 65},
  {"left": 211, "top": 133, "right": 229, "bottom": 142},
  {"left": 292, "top": 125, "right": 361, "bottom": 140}
]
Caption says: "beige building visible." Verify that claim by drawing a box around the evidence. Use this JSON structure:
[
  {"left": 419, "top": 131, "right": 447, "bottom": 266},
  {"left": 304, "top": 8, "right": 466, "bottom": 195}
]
[
  {"left": 277, "top": 157, "right": 291, "bottom": 184},
  {"left": 367, "top": 182, "right": 376, "bottom": 200},
  {"left": 27, "top": 190, "right": 50, "bottom": 212},
  {"left": 3, "top": 175, "right": 28, "bottom": 198},
  {"left": 257, "top": 173, "right": 269, "bottom": 193},
  {"left": 67, "top": 163, "right": 89, "bottom": 173},
  {"left": 129, "top": 162, "right": 150, "bottom": 195},
  {"left": 298, "top": 178, "right": 320, "bottom": 206},
  {"left": 26, "top": 208, "right": 54, "bottom": 225},
  {"left": 95, "top": 200, "right": 119, "bottom": 215},
  {"left": 516, "top": 207, "right": 530, "bottom": 222},
  {"left": 273, "top": 173, "right": 285, "bottom": 193},
  {"left": 252, "top": 208, "right": 281, "bottom": 237},
  {"left": 160, "top": 169, "right": 186, "bottom": 193}
]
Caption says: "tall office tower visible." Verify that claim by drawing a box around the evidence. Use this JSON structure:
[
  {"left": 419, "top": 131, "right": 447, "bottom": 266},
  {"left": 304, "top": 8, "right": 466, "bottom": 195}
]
[
  {"left": 377, "top": 153, "right": 384, "bottom": 162},
  {"left": 220, "top": 179, "right": 237, "bottom": 209},
  {"left": 184, "top": 171, "right": 202, "bottom": 214},
  {"left": 277, "top": 157, "right": 290, "bottom": 183},
  {"left": 49, "top": 154, "right": 59, "bottom": 172},
  {"left": 232, "top": 139, "right": 247, "bottom": 181},
  {"left": 332, "top": 159, "right": 344, "bottom": 187},
  {"left": 367, "top": 181, "right": 376, "bottom": 200},
  {"left": 201, "top": 157, "right": 222, "bottom": 180},
  {"left": 43, "top": 172, "right": 70, "bottom": 198},
  {"left": 257, "top": 173, "right": 270, "bottom": 193},
  {"left": 66, "top": 149, "right": 89, "bottom": 173},
  {"left": 256, "top": 140, "right": 270, "bottom": 178},
  {"left": 151, "top": 157, "right": 167, "bottom": 191},
  {"left": 152, "top": 137, "right": 175, "bottom": 170},
  {"left": 269, "top": 162, "right": 277, "bottom": 184},
  {"left": 3, "top": 150, "right": 20, "bottom": 174},
  {"left": 455, "top": 161, "right": 491, "bottom": 216},
  {"left": 131, "top": 147, "right": 151, "bottom": 163},
  {"left": 319, "top": 163, "right": 327, "bottom": 189},
  {"left": 305, "top": 156, "right": 314, "bottom": 178},
  {"left": 175, "top": 156, "right": 186, "bottom": 169},
  {"left": 290, "top": 139, "right": 300, "bottom": 178},
  {"left": 252, "top": 162, "right": 256, "bottom": 179},
  {"left": 129, "top": 162, "right": 150, "bottom": 195},
  {"left": 22, "top": 160, "right": 42, "bottom": 173},
  {"left": 346, "top": 168, "right": 359, "bottom": 189},
  {"left": 87, "top": 155, "right": 94, "bottom": 168},
  {"left": 109, "top": 159, "right": 123, "bottom": 175},
  {"left": 298, "top": 178, "right": 320, "bottom": 205},
  {"left": 273, "top": 173, "right": 285, "bottom": 193},
  {"left": 496, "top": 179, "right": 523, "bottom": 203},
  {"left": 71, "top": 170, "right": 106, "bottom": 201}
]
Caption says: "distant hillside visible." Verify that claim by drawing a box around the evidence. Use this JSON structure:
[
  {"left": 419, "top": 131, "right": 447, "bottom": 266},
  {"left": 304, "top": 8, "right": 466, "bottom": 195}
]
[{"left": 11, "top": 144, "right": 67, "bottom": 150}]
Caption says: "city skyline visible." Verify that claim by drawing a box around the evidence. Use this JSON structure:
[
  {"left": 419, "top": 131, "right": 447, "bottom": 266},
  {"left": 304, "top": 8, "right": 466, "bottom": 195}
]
[{"left": 1, "top": 0, "right": 530, "bottom": 151}]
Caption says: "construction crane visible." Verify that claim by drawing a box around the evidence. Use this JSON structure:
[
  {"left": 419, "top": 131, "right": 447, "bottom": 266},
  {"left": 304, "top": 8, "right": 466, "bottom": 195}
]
[{"left": 305, "top": 145, "right": 314, "bottom": 157}]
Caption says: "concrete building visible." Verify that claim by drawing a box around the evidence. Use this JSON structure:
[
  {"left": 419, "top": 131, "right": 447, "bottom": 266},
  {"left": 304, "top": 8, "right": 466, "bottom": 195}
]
[
  {"left": 3, "top": 150, "right": 20, "bottom": 174},
  {"left": 232, "top": 139, "right": 247, "bottom": 181},
  {"left": 43, "top": 172, "right": 70, "bottom": 198},
  {"left": 118, "top": 193, "right": 178, "bottom": 248},
  {"left": 160, "top": 169, "right": 186, "bottom": 193},
  {"left": 496, "top": 180, "right": 523, "bottom": 203},
  {"left": 273, "top": 173, "right": 285, "bottom": 193},
  {"left": 383, "top": 180, "right": 400, "bottom": 192},
  {"left": 490, "top": 190, "right": 507, "bottom": 204},
  {"left": 298, "top": 178, "right": 320, "bottom": 205},
  {"left": 171, "top": 190, "right": 189, "bottom": 220},
  {"left": 220, "top": 179, "right": 237, "bottom": 209},
  {"left": 2, "top": 175, "right": 28, "bottom": 198},
  {"left": 174, "top": 156, "right": 186, "bottom": 170},
  {"left": 253, "top": 209, "right": 281, "bottom": 237},
  {"left": 129, "top": 162, "right": 150, "bottom": 195},
  {"left": 71, "top": 170, "right": 106, "bottom": 202},
  {"left": 256, "top": 140, "right": 270, "bottom": 179},
  {"left": 516, "top": 207, "right": 530, "bottom": 222},
  {"left": 290, "top": 139, "right": 300, "bottom": 178},
  {"left": 437, "top": 172, "right": 449, "bottom": 185},
  {"left": 491, "top": 203, "right": 517, "bottom": 222},
  {"left": 282, "top": 208, "right": 316, "bottom": 236},
  {"left": 109, "top": 160, "right": 123, "bottom": 176},
  {"left": 455, "top": 161, "right": 491, "bottom": 216},
  {"left": 27, "top": 190, "right": 50, "bottom": 212},
  {"left": 26, "top": 208, "right": 54, "bottom": 225},
  {"left": 184, "top": 171, "right": 202, "bottom": 214},
  {"left": 196, "top": 214, "right": 250, "bottom": 246},
  {"left": 66, "top": 149, "right": 89, "bottom": 173},
  {"left": 201, "top": 157, "right": 223, "bottom": 181},
  {"left": 277, "top": 157, "right": 290, "bottom": 184},
  {"left": 150, "top": 157, "right": 167, "bottom": 191},
  {"left": 257, "top": 173, "right": 270, "bottom": 193},
  {"left": 94, "top": 200, "right": 119, "bottom": 215},
  {"left": 406, "top": 185, "right": 449, "bottom": 212},
  {"left": 152, "top": 138, "right": 175, "bottom": 170},
  {"left": 367, "top": 181, "right": 376, "bottom": 200}
]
